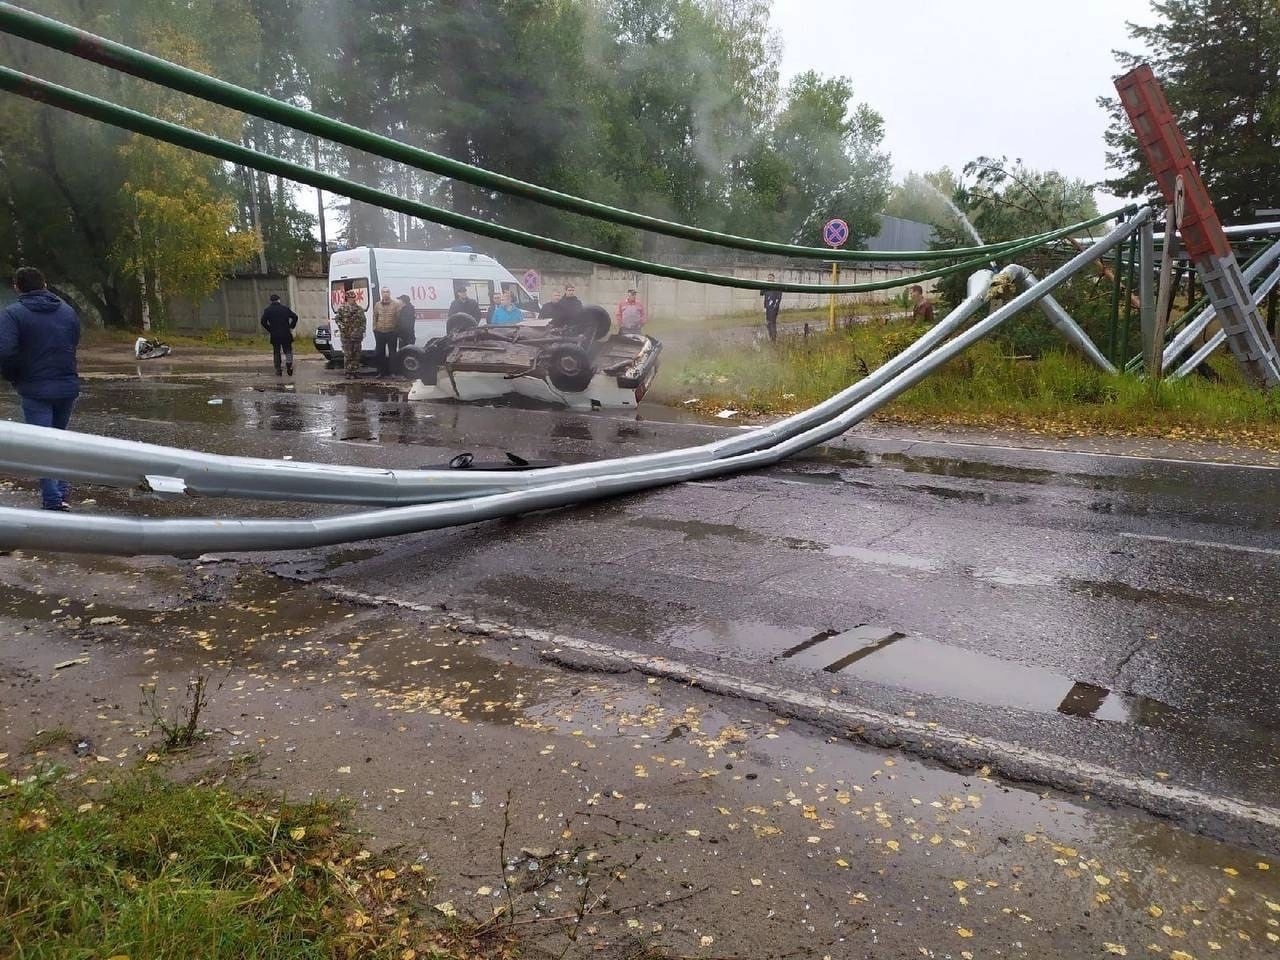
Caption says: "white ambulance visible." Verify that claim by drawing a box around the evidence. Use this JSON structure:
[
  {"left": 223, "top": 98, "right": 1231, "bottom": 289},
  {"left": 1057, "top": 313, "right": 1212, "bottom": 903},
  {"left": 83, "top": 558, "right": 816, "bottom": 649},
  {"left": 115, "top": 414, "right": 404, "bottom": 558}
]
[{"left": 314, "top": 246, "right": 539, "bottom": 367}]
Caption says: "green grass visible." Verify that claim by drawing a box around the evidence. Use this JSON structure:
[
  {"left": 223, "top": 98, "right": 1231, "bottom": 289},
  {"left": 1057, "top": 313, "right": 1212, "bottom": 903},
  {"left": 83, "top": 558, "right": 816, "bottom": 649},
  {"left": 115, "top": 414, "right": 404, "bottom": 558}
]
[
  {"left": 0, "top": 768, "right": 512, "bottom": 960},
  {"left": 644, "top": 299, "right": 902, "bottom": 337},
  {"left": 655, "top": 316, "right": 1280, "bottom": 450}
]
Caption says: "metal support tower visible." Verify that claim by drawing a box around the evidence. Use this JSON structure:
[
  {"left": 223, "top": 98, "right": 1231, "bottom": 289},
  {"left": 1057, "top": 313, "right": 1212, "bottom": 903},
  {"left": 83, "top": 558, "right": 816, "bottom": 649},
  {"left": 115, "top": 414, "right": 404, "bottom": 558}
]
[{"left": 1115, "top": 65, "right": 1280, "bottom": 387}]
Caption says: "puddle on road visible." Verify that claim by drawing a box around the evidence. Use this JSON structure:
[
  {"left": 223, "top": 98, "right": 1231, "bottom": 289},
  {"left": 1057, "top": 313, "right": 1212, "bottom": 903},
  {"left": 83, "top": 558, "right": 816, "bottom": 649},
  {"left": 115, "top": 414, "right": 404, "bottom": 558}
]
[
  {"left": 658, "top": 619, "right": 815, "bottom": 660},
  {"left": 780, "top": 625, "right": 1172, "bottom": 728}
]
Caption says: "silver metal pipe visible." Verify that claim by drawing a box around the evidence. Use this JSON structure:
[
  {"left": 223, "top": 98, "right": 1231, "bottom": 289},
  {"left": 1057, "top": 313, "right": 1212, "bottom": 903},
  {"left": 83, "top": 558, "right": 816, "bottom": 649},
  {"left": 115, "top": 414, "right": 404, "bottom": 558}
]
[
  {"left": 1161, "top": 240, "right": 1280, "bottom": 370},
  {"left": 1005, "top": 266, "right": 1116, "bottom": 373},
  {"left": 0, "top": 270, "right": 1001, "bottom": 505},
  {"left": 1170, "top": 259, "right": 1280, "bottom": 379},
  {"left": 0, "top": 211, "right": 1149, "bottom": 556}
]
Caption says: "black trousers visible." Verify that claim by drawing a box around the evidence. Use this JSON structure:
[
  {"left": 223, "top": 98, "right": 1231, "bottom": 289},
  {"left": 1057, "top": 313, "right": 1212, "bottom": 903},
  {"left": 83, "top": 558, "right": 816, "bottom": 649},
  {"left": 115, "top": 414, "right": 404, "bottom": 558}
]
[
  {"left": 272, "top": 341, "right": 294, "bottom": 371},
  {"left": 373, "top": 330, "right": 397, "bottom": 375},
  {"left": 765, "top": 310, "right": 779, "bottom": 342}
]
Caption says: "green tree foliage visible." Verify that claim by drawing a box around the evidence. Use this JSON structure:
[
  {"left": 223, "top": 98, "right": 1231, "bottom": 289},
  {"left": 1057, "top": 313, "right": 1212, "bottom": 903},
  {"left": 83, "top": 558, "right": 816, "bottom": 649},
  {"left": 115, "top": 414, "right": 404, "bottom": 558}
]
[
  {"left": 0, "top": 0, "right": 270, "bottom": 326},
  {"left": 1, "top": 0, "right": 894, "bottom": 325},
  {"left": 1100, "top": 0, "right": 1280, "bottom": 222},
  {"left": 933, "top": 157, "right": 1101, "bottom": 356}
]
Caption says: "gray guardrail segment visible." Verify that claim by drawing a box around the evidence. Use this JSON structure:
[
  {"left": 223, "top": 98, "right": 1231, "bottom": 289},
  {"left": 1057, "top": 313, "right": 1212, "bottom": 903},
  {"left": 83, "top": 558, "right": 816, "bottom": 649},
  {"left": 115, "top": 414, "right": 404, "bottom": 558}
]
[{"left": 0, "top": 213, "right": 1147, "bottom": 556}]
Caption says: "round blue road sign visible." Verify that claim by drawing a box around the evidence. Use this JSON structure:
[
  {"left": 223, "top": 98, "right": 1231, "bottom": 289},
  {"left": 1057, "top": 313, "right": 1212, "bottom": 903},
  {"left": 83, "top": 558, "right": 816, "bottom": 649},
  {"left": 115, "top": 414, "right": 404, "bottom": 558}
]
[{"left": 823, "top": 218, "right": 849, "bottom": 248}]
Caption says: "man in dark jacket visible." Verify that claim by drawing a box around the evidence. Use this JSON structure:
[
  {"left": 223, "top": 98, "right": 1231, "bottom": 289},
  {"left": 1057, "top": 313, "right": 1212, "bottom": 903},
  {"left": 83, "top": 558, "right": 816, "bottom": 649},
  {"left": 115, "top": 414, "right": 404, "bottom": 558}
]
[
  {"left": 0, "top": 266, "right": 81, "bottom": 510},
  {"left": 447, "top": 284, "right": 482, "bottom": 325},
  {"left": 260, "top": 293, "right": 299, "bottom": 375},
  {"left": 760, "top": 273, "right": 782, "bottom": 343}
]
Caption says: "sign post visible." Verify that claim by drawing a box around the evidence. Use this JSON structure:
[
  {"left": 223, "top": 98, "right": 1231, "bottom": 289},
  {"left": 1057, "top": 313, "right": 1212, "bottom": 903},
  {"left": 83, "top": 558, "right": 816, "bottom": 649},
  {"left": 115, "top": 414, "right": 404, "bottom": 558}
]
[{"left": 822, "top": 218, "right": 849, "bottom": 332}]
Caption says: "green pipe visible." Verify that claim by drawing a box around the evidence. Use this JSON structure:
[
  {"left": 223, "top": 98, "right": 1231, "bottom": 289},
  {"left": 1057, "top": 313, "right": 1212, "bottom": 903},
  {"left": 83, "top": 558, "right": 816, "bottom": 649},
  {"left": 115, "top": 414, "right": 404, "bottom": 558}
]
[
  {"left": 0, "top": 68, "right": 1129, "bottom": 295},
  {"left": 0, "top": 1, "right": 1105, "bottom": 264}
]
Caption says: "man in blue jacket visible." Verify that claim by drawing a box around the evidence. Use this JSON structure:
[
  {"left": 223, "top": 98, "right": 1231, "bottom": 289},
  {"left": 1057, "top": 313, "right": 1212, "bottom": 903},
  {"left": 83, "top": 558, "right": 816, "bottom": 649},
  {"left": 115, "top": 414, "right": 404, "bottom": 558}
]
[{"left": 0, "top": 266, "right": 81, "bottom": 510}]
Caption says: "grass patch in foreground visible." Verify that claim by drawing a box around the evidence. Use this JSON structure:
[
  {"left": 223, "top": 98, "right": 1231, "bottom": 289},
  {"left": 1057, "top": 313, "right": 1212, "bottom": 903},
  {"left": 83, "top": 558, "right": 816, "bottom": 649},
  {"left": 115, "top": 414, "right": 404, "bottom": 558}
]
[
  {"left": 0, "top": 767, "right": 515, "bottom": 960},
  {"left": 656, "top": 320, "right": 1280, "bottom": 450}
]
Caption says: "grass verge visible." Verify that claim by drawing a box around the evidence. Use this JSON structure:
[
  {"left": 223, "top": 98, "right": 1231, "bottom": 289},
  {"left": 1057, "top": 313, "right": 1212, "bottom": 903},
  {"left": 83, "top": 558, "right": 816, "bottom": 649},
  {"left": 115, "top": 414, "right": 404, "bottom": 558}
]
[
  {"left": 655, "top": 315, "right": 1280, "bottom": 451},
  {"left": 0, "top": 766, "right": 519, "bottom": 960}
]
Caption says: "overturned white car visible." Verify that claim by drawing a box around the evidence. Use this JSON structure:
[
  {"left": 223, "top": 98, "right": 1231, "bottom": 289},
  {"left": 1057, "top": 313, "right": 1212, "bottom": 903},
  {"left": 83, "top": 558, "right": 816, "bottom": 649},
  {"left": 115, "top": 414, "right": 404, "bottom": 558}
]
[{"left": 399, "top": 306, "right": 661, "bottom": 410}]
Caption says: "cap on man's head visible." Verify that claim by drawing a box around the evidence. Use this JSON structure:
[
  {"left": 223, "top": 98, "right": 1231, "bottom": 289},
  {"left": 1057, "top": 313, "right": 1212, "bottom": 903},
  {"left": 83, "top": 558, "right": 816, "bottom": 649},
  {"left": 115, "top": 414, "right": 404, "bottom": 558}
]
[
  {"left": 269, "top": 293, "right": 280, "bottom": 302},
  {"left": 627, "top": 288, "right": 637, "bottom": 294},
  {"left": 455, "top": 284, "right": 468, "bottom": 294}
]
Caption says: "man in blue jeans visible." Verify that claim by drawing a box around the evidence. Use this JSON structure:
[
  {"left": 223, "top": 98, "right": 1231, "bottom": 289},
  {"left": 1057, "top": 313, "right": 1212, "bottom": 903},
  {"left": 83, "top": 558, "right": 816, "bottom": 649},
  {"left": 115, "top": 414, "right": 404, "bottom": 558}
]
[{"left": 0, "top": 266, "right": 81, "bottom": 510}]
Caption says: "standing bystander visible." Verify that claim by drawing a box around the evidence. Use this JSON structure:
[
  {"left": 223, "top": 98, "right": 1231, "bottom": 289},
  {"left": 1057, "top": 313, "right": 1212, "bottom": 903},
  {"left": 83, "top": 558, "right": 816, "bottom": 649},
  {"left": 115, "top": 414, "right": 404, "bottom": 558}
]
[
  {"left": 259, "top": 293, "right": 299, "bottom": 376},
  {"left": 615, "top": 287, "right": 647, "bottom": 333},
  {"left": 333, "top": 288, "right": 368, "bottom": 379},
  {"left": 396, "top": 294, "right": 417, "bottom": 350},
  {"left": 760, "top": 273, "right": 782, "bottom": 343},
  {"left": 909, "top": 284, "right": 935, "bottom": 324},
  {"left": 0, "top": 266, "right": 81, "bottom": 510},
  {"left": 371, "top": 286, "right": 400, "bottom": 377}
]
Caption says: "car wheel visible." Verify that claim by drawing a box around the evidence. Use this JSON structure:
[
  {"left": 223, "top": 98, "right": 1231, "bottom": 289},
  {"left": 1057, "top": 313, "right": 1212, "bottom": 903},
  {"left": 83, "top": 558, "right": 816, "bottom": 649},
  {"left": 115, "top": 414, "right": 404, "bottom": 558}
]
[
  {"left": 446, "top": 312, "right": 479, "bottom": 335},
  {"left": 396, "top": 346, "right": 427, "bottom": 377},
  {"left": 547, "top": 344, "right": 595, "bottom": 392},
  {"left": 580, "top": 304, "right": 612, "bottom": 341}
]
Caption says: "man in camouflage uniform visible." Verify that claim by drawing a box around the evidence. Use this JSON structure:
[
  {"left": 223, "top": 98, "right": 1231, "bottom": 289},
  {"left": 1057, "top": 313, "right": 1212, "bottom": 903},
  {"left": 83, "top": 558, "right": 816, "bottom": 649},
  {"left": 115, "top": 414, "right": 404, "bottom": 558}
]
[{"left": 333, "top": 288, "right": 368, "bottom": 379}]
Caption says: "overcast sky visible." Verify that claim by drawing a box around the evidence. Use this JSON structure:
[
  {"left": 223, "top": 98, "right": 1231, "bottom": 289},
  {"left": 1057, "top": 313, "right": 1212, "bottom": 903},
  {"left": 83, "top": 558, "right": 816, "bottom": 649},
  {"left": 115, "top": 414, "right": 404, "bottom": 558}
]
[{"left": 773, "top": 0, "right": 1155, "bottom": 211}]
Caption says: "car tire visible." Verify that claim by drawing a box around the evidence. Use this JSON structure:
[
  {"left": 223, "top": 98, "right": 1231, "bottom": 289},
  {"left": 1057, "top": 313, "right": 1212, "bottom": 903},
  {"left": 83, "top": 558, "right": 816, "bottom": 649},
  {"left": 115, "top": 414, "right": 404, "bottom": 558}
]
[
  {"left": 446, "top": 312, "right": 478, "bottom": 335},
  {"left": 580, "top": 304, "right": 613, "bottom": 341},
  {"left": 396, "top": 346, "right": 427, "bottom": 377},
  {"left": 547, "top": 344, "right": 595, "bottom": 392}
]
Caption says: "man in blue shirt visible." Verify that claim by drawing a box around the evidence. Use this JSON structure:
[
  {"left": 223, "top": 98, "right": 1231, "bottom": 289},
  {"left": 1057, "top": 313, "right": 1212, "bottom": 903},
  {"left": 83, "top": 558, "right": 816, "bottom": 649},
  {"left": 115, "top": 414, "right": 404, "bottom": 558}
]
[{"left": 0, "top": 266, "right": 81, "bottom": 510}]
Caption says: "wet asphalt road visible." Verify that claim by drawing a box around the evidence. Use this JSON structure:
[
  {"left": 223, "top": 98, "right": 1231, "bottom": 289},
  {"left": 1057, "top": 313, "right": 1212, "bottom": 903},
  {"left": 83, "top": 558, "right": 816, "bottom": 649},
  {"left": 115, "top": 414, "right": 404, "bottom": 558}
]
[{"left": 2, "top": 353, "right": 1279, "bottom": 847}]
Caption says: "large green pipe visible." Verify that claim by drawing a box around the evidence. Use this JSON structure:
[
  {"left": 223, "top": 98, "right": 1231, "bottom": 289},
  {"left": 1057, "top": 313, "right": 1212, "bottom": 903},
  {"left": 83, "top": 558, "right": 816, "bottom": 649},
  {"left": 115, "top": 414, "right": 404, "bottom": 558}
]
[
  {"left": 0, "top": 1, "right": 1087, "bottom": 264},
  {"left": 0, "top": 67, "right": 1130, "bottom": 295}
]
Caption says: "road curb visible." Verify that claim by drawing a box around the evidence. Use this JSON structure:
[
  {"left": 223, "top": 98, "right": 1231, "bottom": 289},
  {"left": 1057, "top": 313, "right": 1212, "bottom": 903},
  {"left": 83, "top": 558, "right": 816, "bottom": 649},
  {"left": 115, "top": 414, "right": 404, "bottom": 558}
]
[{"left": 320, "top": 582, "right": 1280, "bottom": 856}]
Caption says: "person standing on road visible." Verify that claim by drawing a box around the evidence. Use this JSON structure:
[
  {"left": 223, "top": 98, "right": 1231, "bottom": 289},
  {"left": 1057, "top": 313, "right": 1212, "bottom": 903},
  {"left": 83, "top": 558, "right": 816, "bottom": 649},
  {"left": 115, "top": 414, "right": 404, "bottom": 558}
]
[
  {"left": 615, "top": 287, "right": 646, "bottom": 334},
  {"left": 488, "top": 290, "right": 523, "bottom": 326},
  {"left": 0, "top": 266, "right": 81, "bottom": 510},
  {"left": 259, "top": 293, "right": 298, "bottom": 376},
  {"left": 909, "top": 284, "right": 935, "bottom": 324},
  {"left": 395, "top": 294, "right": 416, "bottom": 349},
  {"left": 761, "top": 273, "right": 782, "bottom": 343},
  {"left": 371, "top": 286, "right": 400, "bottom": 377},
  {"left": 448, "top": 284, "right": 482, "bottom": 325},
  {"left": 333, "top": 288, "right": 368, "bottom": 379}
]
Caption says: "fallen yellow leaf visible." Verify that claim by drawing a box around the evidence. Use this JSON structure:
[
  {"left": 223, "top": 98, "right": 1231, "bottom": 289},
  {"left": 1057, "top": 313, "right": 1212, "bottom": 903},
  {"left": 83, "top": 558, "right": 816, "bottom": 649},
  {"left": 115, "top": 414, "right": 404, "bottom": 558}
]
[
  {"left": 886, "top": 840, "right": 900, "bottom": 852},
  {"left": 953, "top": 880, "right": 968, "bottom": 892},
  {"left": 1149, "top": 905, "right": 1164, "bottom": 918},
  {"left": 376, "top": 869, "right": 397, "bottom": 880},
  {"left": 289, "top": 826, "right": 306, "bottom": 841},
  {"left": 1094, "top": 874, "right": 1112, "bottom": 886},
  {"left": 957, "top": 927, "right": 974, "bottom": 938},
  {"left": 1169, "top": 952, "right": 1194, "bottom": 960},
  {"left": 700, "top": 936, "right": 714, "bottom": 947},
  {"left": 1103, "top": 945, "right": 1128, "bottom": 956}
]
